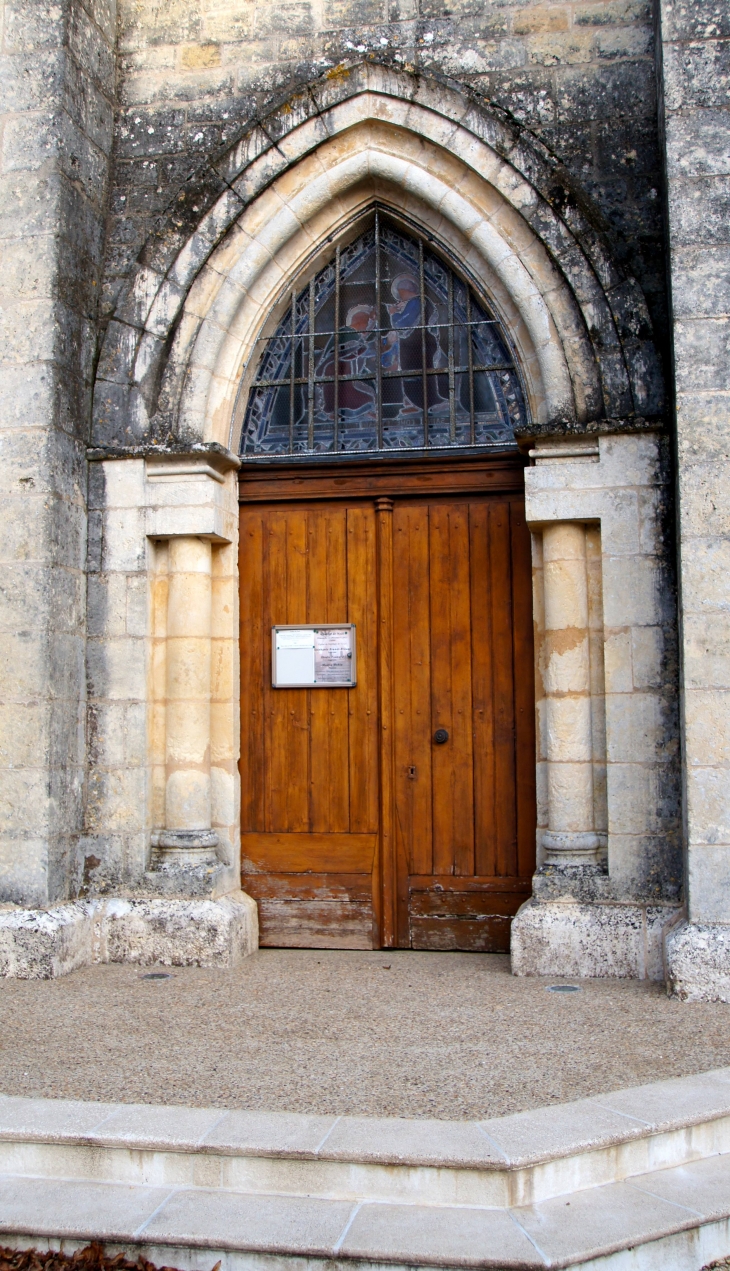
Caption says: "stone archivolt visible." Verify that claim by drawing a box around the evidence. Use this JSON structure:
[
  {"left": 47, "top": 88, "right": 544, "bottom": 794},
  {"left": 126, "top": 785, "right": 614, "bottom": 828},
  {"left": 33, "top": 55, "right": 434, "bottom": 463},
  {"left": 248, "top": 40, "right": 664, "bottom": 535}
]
[{"left": 92, "top": 64, "right": 663, "bottom": 460}]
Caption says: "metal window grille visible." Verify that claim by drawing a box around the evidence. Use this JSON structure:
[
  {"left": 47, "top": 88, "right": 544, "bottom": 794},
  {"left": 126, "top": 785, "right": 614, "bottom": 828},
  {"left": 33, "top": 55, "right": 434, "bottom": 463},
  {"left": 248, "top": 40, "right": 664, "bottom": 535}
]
[{"left": 238, "top": 210, "right": 527, "bottom": 461}]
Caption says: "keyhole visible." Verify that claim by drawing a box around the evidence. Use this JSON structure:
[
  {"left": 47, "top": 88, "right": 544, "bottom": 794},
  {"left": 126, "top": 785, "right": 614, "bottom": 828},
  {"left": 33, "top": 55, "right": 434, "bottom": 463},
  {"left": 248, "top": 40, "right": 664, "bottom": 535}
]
[{"left": 407, "top": 765, "right": 417, "bottom": 780}]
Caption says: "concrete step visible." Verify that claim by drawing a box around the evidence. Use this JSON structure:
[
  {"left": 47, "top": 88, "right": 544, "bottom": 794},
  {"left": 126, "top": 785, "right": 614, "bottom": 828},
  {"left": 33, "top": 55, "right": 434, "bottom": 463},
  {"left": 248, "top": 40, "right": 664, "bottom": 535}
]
[{"left": 0, "top": 1069, "right": 729, "bottom": 1270}]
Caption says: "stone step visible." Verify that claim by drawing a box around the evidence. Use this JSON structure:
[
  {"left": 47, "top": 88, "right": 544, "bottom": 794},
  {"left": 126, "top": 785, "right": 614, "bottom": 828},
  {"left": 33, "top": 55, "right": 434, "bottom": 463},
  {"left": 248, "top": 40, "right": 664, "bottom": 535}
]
[{"left": 0, "top": 1070, "right": 729, "bottom": 1270}]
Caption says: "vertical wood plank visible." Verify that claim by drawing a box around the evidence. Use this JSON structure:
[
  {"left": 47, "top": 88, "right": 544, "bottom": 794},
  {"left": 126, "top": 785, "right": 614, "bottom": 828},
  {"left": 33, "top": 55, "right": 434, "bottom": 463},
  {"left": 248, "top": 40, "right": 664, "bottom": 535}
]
[
  {"left": 308, "top": 506, "right": 349, "bottom": 833},
  {"left": 239, "top": 509, "right": 265, "bottom": 832},
  {"left": 429, "top": 504, "right": 475, "bottom": 876},
  {"left": 267, "top": 511, "right": 310, "bottom": 832},
  {"left": 347, "top": 506, "right": 379, "bottom": 835},
  {"left": 264, "top": 510, "right": 288, "bottom": 833},
  {"left": 510, "top": 499, "right": 538, "bottom": 880},
  {"left": 393, "top": 505, "right": 433, "bottom": 883},
  {"left": 429, "top": 505, "right": 453, "bottom": 876},
  {"left": 376, "top": 496, "right": 397, "bottom": 948},
  {"left": 346, "top": 505, "right": 380, "bottom": 944},
  {"left": 489, "top": 501, "right": 518, "bottom": 876},
  {"left": 470, "top": 502, "right": 497, "bottom": 877},
  {"left": 448, "top": 504, "right": 475, "bottom": 876}
]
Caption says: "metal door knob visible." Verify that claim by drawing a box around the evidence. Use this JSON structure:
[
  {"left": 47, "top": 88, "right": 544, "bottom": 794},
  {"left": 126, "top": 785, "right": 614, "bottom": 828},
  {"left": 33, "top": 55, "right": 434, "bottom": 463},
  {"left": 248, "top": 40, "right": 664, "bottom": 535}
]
[{"left": 433, "top": 728, "right": 449, "bottom": 745}]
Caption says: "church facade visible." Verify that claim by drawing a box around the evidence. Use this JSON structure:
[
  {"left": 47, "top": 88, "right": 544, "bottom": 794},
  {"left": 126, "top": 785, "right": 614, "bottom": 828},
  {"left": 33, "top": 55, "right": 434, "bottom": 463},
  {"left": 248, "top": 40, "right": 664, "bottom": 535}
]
[{"left": 0, "top": 0, "right": 727, "bottom": 1000}]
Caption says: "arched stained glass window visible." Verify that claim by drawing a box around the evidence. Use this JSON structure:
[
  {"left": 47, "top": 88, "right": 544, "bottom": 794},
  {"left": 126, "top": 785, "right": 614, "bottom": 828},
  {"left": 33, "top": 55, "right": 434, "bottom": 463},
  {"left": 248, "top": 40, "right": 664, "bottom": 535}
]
[{"left": 239, "top": 212, "right": 527, "bottom": 460}]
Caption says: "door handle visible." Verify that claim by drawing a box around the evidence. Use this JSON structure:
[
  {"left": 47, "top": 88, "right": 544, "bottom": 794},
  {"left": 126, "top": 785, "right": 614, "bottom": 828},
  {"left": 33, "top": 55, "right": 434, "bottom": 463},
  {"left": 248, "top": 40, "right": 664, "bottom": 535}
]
[{"left": 433, "top": 728, "right": 449, "bottom": 745}]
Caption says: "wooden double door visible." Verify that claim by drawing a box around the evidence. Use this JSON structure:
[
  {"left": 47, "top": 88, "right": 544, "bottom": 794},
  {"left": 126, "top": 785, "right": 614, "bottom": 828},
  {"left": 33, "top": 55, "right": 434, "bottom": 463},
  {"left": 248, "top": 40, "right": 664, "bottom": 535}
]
[{"left": 239, "top": 456, "right": 535, "bottom": 950}]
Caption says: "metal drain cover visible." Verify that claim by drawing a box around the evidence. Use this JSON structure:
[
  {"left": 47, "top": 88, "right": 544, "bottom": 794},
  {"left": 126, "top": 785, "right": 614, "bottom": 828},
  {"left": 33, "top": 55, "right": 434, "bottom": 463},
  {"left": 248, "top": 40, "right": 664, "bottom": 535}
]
[
  {"left": 546, "top": 984, "right": 581, "bottom": 993},
  {"left": 140, "top": 972, "right": 172, "bottom": 980}
]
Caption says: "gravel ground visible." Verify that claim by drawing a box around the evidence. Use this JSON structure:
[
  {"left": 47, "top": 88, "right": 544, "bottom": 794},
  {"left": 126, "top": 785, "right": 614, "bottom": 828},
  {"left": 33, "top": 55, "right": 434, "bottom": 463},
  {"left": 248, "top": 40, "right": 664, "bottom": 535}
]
[{"left": 1, "top": 949, "right": 729, "bottom": 1121}]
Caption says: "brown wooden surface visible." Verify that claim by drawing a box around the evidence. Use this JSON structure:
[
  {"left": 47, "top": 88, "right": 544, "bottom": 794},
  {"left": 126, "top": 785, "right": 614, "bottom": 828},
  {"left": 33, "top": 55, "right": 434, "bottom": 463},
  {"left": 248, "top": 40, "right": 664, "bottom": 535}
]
[
  {"left": 239, "top": 501, "right": 379, "bottom": 948},
  {"left": 390, "top": 495, "right": 535, "bottom": 951},
  {"left": 239, "top": 456, "right": 535, "bottom": 950}
]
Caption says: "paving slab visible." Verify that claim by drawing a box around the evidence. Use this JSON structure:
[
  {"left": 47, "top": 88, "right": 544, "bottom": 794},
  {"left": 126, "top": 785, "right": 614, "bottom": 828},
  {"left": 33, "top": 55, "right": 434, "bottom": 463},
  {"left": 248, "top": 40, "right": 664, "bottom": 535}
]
[
  {"left": 0, "top": 1175, "right": 173, "bottom": 1240},
  {"left": 1, "top": 950, "right": 730, "bottom": 1120},
  {"left": 339, "top": 1202, "right": 540, "bottom": 1266},
  {"left": 140, "top": 1187, "right": 355, "bottom": 1255}
]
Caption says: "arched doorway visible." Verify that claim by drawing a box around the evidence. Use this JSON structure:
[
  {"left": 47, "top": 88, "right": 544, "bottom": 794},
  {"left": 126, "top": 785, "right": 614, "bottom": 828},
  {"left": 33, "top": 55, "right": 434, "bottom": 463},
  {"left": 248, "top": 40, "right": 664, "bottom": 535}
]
[{"left": 237, "top": 211, "right": 536, "bottom": 950}]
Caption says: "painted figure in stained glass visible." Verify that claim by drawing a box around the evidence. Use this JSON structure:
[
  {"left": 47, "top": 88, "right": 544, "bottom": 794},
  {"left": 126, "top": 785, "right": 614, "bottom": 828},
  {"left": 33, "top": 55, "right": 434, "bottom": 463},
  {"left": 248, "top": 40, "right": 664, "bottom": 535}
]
[
  {"left": 320, "top": 304, "right": 377, "bottom": 421},
  {"left": 382, "top": 274, "right": 449, "bottom": 421}
]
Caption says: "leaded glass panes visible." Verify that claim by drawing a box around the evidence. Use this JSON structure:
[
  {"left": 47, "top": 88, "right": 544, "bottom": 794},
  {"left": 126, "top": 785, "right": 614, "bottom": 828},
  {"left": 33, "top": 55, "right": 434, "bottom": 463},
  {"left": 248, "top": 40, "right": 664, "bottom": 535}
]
[{"left": 239, "top": 213, "right": 526, "bottom": 459}]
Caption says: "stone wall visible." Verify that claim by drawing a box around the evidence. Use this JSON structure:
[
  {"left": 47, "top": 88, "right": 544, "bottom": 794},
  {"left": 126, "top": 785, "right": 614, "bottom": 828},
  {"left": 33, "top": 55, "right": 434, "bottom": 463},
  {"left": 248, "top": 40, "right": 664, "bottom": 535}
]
[
  {"left": 107, "top": 0, "right": 668, "bottom": 367},
  {"left": 660, "top": 0, "right": 730, "bottom": 999},
  {"left": 0, "top": 0, "right": 116, "bottom": 905}
]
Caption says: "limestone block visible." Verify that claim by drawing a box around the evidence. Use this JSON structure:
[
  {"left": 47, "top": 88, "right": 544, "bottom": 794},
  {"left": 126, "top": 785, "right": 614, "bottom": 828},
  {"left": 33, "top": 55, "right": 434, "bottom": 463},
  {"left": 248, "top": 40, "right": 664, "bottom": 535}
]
[
  {"left": 101, "top": 459, "right": 146, "bottom": 510},
  {"left": 87, "top": 574, "right": 127, "bottom": 638},
  {"left": 124, "top": 701, "right": 148, "bottom": 767},
  {"left": 688, "top": 845, "right": 730, "bottom": 924},
  {"left": 87, "top": 702, "right": 127, "bottom": 768},
  {"left": 686, "top": 766, "right": 730, "bottom": 847},
  {"left": 511, "top": 898, "right": 672, "bottom": 980},
  {"left": 165, "top": 768, "right": 210, "bottom": 829},
  {"left": 605, "top": 691, "right": 670, "bottom": 764},
  {"left": 86, "top": 636, "right": 146, "bottom": 702},
  {"left": 0, "top": 902, "right": 95, "bottom": 979},
  {"left": 682, "top": 613, "right": 730, "bottom": 690},
  {"left": 603, "top": 629, "right": 632, "bottom": 693},
  {"left": 98, "top": 891, "right": 258, "bottom": 967},
  {"left": 607, "top": 762, "right": 665, "bottom": 835},
  {"left": 211, "top": 765, "right": 235, "bottom": 826},
  {"left": 0, "top": 768, "right": 51, "bottom": 836},
  {"left": 102, "top": 506, "right": 147, "bottom": 573},
  {"left": 0, "top": 633, "right": 48, "bottom": 698},
  {"left": 683, "top": 690, "right": 730, "bottom": 766},
  {"left": 85, "top": 766, "right": 147, "bottom": 834},
  {"left": 601, "top": 556, "right": 665, "bottom": 628},
  {"left": 631, "top": 626, "right": 666, "bottom": 690},
  {"left": 666, "top": 920, "right": 730, "bottom": 1002},
  {"left": 0, "top": 836, "right": 48, "bottom": 908},
  {"left": 679, "top": 463, "right": 730, "bottom": 539}
]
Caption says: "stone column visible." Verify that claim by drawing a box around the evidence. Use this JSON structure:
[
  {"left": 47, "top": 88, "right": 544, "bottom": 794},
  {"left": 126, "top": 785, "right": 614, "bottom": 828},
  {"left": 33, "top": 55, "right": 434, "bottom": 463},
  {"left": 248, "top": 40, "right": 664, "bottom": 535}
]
[
  {"left": 158, "top": 536, "right": 219, "bottom": 862},
  {"left": 541, "top": 522, "right": 600, "bottom": 864}
]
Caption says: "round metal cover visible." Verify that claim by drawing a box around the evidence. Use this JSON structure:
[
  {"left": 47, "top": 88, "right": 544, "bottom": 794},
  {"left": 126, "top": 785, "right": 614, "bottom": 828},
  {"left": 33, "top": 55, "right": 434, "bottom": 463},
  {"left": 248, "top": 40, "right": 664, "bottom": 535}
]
[{"left": 546, "top": 984, "right": 581, "bottom": 993}]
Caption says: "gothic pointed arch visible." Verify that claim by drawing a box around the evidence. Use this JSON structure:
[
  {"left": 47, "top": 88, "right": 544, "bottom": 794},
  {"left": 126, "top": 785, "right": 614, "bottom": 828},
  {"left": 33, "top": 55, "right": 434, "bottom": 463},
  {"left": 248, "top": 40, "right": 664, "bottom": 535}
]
[{"left": 91, "top": 62, "right": 663, "bottom": 457}]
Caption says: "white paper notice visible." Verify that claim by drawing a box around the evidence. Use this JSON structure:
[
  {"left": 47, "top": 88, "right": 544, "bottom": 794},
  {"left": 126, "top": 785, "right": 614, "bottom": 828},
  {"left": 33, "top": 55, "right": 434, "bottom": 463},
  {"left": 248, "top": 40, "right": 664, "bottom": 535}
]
[
  {"left": 275, "top": 629, "right": 315, "bottom": 684},
  {"left": 314, "top": 628, "right": 353, "bottom": 684},
  {"left": 277, "top": 629, "right": 315, "bottom": 650}
]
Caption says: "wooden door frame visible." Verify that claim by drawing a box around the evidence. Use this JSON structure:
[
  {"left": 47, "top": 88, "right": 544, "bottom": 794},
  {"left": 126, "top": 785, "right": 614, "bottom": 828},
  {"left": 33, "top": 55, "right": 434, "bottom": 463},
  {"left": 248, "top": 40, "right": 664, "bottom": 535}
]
[{"left": 238, "top": 451, "right": 532, "bottom": 949}]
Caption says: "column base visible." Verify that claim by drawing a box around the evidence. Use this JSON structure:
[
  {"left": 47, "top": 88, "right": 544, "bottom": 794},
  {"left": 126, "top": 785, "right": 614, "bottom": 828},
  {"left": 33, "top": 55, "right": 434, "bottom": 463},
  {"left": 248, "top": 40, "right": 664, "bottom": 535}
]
[
  {"left": 153, "top": 828, "right": 219, "bottom": 864},
  {"left": 541, "top": 830, "right": 606, "bottom": 864},
  {"left": 511, "top": 898, "right": 681, "bottom": 981},
  {"left": 665, "top": 920, "right": 730, "bottom": 1002},
  {"left": 0, "top": 891, "right": 258, "bottom": 979}
]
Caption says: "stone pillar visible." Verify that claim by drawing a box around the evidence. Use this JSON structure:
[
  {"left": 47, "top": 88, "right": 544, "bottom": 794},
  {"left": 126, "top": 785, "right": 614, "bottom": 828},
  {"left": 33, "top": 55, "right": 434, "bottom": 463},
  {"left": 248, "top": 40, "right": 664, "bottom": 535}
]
[
  {"left": 541, "top": 523, "right": 600, "bottom": 865},
  {"left": 158, "top": 536, "right": 219, "bottom": 862},
  {"left": 659, "top": 0, "right": 730, "bottom": 1001}
]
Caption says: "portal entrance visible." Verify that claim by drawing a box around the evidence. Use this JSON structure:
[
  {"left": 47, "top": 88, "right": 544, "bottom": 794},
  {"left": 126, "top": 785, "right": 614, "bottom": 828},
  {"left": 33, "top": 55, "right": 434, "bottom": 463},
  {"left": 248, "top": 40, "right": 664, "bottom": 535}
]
[
  {"left": 238, "top": 455, "right": 535, "bottom": 949},
  {"left": 236, "top": 209, "right": 536, "bottom": 949}
]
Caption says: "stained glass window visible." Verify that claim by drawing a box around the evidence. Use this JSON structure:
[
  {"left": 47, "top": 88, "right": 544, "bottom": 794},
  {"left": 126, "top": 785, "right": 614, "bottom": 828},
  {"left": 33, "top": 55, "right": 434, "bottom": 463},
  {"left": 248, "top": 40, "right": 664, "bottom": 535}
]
[{"left": 238, "top": 212, "right": 527, "bottom": 460}]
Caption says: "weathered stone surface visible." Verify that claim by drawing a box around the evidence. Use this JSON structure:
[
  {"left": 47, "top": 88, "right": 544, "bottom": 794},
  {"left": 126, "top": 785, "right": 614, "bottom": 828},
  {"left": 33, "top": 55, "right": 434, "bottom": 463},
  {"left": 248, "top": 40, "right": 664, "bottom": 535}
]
[
  {"left": 511, "top": 898, "right": 679, "bottom": 980},
  {"left": 0, "top": 901, "right": 96, "bottom": 979},
  {"left": 0, "top": 891, "right": 258, "bottom": 979},
  {"left": 666, "top": 921, "right": 730, "bottom": 1003},
  {"left": 97, "top": 891, "right": 258, "bottom": 968}
]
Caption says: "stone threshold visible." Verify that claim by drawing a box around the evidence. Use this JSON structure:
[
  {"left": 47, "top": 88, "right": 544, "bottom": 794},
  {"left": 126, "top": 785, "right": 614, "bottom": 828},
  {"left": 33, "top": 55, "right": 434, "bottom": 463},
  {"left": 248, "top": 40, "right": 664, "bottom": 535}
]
[{"left": 0, "top": 1069, "right": 729, "bottom": 1269}]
